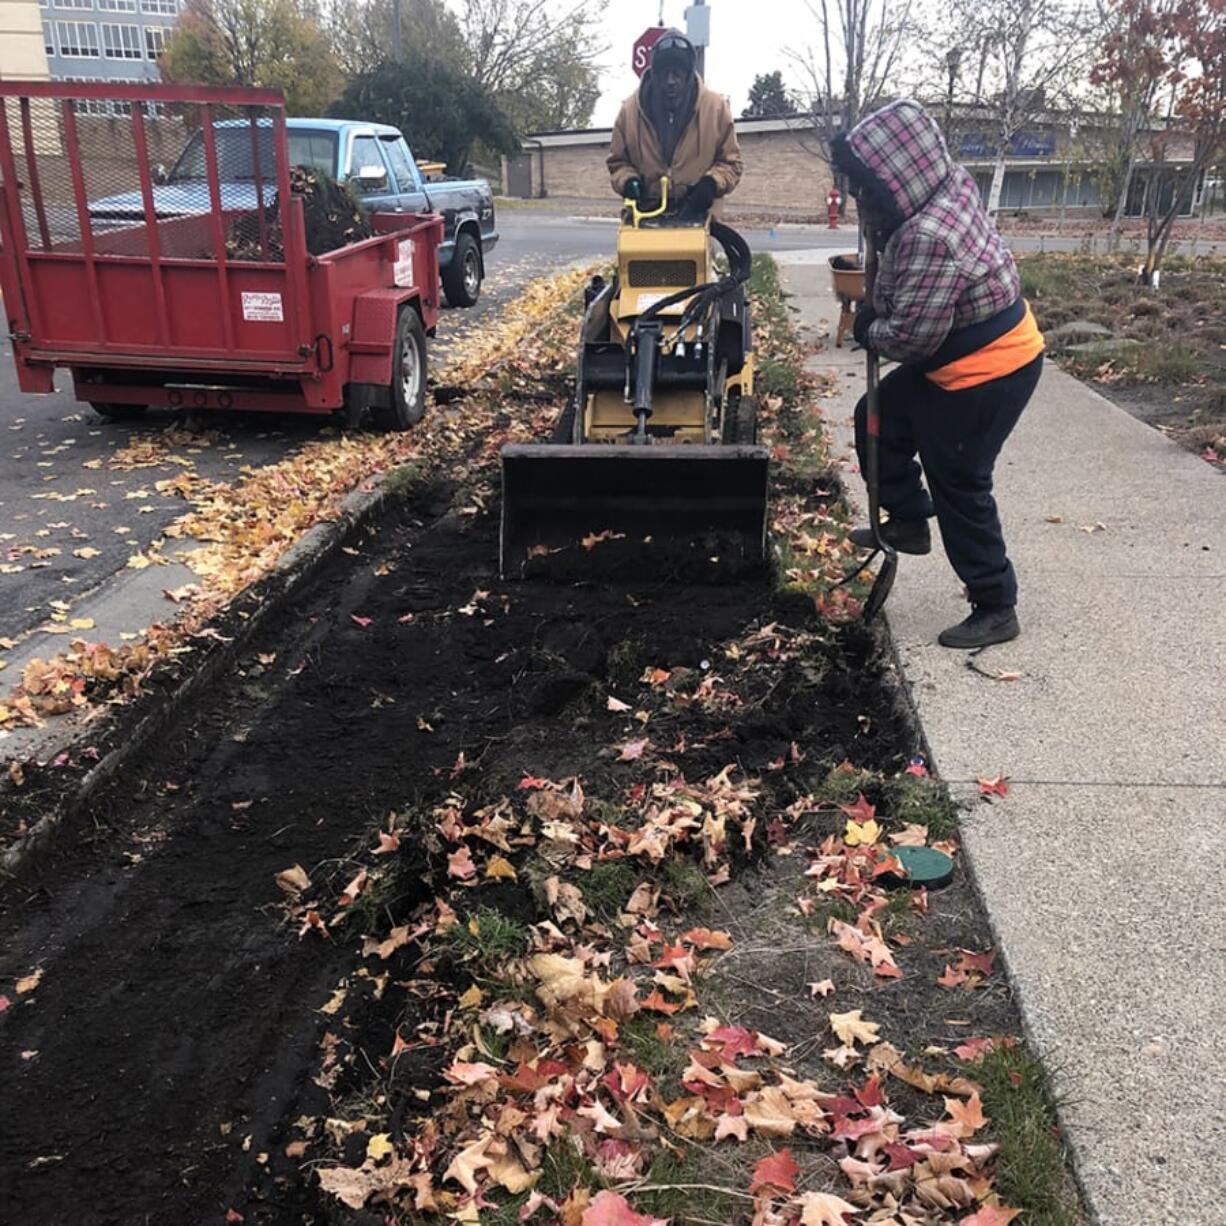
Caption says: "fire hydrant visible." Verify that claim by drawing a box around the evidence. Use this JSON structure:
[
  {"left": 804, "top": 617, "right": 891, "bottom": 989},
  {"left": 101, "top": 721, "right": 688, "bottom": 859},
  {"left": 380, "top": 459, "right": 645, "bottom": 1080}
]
[{"left": 826, "top": 187, "right": 842, "bottom": 229}]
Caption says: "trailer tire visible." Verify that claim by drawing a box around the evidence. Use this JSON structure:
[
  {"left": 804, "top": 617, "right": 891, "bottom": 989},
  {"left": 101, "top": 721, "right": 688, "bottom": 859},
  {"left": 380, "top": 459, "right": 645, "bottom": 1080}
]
[
  {"left": 91, "top": 402, "right": 147, "bottom": 421},
  {"left": 442, "top": 232, "right": 482, "bottom": 308},
  {"left": 372, "top": 307, "right": 427, "bottom": 432},
  {"left": 722, "top": 390, "right": 757, "bottom": 445}
]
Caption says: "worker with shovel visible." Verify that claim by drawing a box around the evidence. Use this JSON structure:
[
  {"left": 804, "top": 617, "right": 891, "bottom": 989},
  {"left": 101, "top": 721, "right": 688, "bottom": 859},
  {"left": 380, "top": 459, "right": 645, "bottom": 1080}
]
[
  {"left": 607, "top": 30, "right": 743, "bottom": 219},
  {"left": 832, "top": 100, "right": 1045, "bottom": 648}
]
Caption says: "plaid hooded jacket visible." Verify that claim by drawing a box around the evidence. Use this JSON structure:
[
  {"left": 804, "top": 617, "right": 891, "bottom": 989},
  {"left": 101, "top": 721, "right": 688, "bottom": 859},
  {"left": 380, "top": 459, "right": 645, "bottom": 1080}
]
[{"left": 832, "top": 100, "right": 1022, "bottom": 366}]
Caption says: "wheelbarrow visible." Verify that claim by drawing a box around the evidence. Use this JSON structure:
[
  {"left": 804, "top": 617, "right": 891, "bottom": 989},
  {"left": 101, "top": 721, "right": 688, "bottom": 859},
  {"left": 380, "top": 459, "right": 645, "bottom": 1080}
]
[{"left": 828, "top": 253, "right": 866, "bottom": 348}]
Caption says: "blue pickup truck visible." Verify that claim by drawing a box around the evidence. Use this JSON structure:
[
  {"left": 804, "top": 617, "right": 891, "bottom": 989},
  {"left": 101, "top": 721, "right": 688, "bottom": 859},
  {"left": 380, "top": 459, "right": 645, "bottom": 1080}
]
[{"left": 89, "top": 118, "right": 498, "bottom": 308}]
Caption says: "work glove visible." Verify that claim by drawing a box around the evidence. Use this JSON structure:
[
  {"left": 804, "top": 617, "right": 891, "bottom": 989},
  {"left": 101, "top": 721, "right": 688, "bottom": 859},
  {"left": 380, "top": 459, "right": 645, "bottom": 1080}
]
[
  {"left": 678, "top": 175, "right": 718, "bottom": 220},
  {"left": 622, "top": 176, "right": 643, "bottom": 201},
  {"left": 853, "top": 303, "right": 878, "bottom": 349}
]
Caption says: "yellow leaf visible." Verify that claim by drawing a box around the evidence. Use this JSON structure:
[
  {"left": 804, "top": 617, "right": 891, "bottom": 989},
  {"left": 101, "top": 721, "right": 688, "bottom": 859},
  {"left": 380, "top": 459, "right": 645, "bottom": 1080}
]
[
  {"left": 798, "top": 1190, "right": 862, "bottom": 1224},
  {"left": 458, "top": 984, "right": 483, "bottom": 1010},
  {"left": 73, "top": 547, "right": 101, "bottom": 559},
  {"left": 16, "top": 968, "right": 43, "bottom": 995},
  {"left": 829, "top": 1008, "right": 881, "bottom": 1047},
  {"left": 484, "top": 855, "right": 517, "bottom": 881},
  {"left": 126, "top": 553, "right": 152, "bottom": 570},
  {"left": 69, "top": 618, "right": 95, "bottom": 631},
  {"left": 845, "top": 818, "right": 881, "bottom": 846},
  {"left": 320, "top": 986, "right": 346, "bottom": 1016},
  {"left": 366, "top": 1133, "right": 394, "bottom": 1162}
]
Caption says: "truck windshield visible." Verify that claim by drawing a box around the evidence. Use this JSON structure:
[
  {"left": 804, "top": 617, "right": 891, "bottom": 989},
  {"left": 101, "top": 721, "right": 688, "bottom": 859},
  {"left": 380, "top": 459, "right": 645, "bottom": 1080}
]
[{"left": 170, "top": 127, "right": 338, "bottom": 182}]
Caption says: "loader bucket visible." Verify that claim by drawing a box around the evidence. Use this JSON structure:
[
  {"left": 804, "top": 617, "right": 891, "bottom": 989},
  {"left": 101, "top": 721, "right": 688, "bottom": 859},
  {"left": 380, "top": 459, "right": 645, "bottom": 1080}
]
[{"left": 500, "top": 443, "right": 771, "bottom": 581}]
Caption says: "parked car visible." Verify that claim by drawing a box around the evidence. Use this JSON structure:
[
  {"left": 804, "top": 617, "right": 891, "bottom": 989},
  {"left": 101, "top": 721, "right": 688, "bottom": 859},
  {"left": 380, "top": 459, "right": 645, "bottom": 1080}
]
[{"left": 89, "top": 118, "right": 498, "bottom": 308}]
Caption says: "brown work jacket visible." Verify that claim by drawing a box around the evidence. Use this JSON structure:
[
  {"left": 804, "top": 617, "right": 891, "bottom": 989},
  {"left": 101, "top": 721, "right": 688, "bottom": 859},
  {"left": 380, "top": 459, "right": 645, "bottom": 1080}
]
[{"left": 607, "top": 79, "right": 743, "bottom": 211}]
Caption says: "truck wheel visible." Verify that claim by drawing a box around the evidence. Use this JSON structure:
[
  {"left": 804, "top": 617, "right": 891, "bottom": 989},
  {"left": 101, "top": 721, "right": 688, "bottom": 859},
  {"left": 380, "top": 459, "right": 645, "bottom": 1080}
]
[
  {"left": 722, "top": 389, "right": 758, "bottom": 445},
  {"left": 372, "top": 307, "right": 427, "bottom": 432},
  {"left": 442, "top": 232, "right": 482, "bottom": 308},
  {"left": 91, "top": 402, "right": 147, "bottom": 421}
]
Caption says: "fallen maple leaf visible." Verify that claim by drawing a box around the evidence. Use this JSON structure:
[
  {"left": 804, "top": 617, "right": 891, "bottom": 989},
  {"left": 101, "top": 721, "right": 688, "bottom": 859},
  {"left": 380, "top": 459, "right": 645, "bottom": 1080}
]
[
  {"left": 442, "top": 1134, "right": 495, "bottom": 1194},
  {"left": 809, "top": 979, "right": 835, "bottom": 998},
  {"left": 349, "top": 614, "right": 373, "bottom": 628},
  {"left": 750, "top": 1148, "right": 800, "bottom": 1196},
  {"left": 830, "top": 1009, "right": 881, "bottom": 1047},
  {"left": 485, "top": 855, "right": 517, "bottom": 881},
  {"left": 275, "top": 864, "right": 311, "bottom": 897},
  {"left": 941, "top": 1091, "right": 989, "bottom": 1137},
  {"left": 844, "top": 817, "right": 881, "bottom": 846},
  {"left": 15, "top": 969, "right": 43, "bottom": 995},
  {"left": 617, "top": 737, "right": 650, "bottom": 762},
  {"left": 682, "top": 926, "right": 733, "bottom": 950},
  {"left": 581, "top": 530, "right": 627, "bottom": 551},
  {"left": 954, "top": 1036, "right": 1017, "bottom": 1063},
  {"left": 373, "top": 830, "right": 400, "bottom": 855},
  {"left": 796, "top": 1190, "right": 861, "bottom": 1224},
  {"left": 337, "top": 869, "right": 367, "bottom": 907},
  {"left": 225, "top": 1212, "right": 244, "bottom": 1223},
  {"left": 977, "top": 775, "right": 1009, "bottom": 797},
  {"left": 606, "top": 695, "right": 632, "bottom": 712},
  {"left": 447, "top": 845, "right": 477, "bottom": 880},
  {"left": 581, "top": 1190, "right": 666, "bottom": 1225},
  {"left": 838, "top": 794, "right": 876, "bottom": 824}
]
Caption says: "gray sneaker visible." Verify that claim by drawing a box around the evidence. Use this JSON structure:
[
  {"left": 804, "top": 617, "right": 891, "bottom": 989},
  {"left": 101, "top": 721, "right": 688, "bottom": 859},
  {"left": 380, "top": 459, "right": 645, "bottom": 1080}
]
[{"left": 938, "top": 605, "right": 1020, "bottom": 649}]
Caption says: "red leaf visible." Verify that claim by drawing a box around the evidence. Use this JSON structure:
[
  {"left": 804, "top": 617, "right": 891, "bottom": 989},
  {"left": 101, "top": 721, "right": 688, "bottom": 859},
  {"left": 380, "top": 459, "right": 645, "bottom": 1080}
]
[
  {"left": 704, "top": 1024, "right": 758, "bottom": 1060},
  {"left": 640, "top": 988, "right": 681, "bottom": 1015},
  {"left": 225, "top": 1212, "right": 245, "bottom": 1223},
  {"left": 749, "top": 1147, "right": 800, "bottom": 1196},
  {"left": 838, "top": 793, "right": 876, "bottom": 823},
  {"left": 959, "top": 948, "right": 997, "bottom": 976},
  {"left": 349, "top": 614, "right": 373, "bottom": 628},
  {"left": 977, "top": 774, "right": 1009, "bottom": 797},
  {"left": 447, "top": 845, "right": 476, "bottom": 880},
  {"left": 518, "top": 774, "right": 552, "bottom": 790},
  {"left": 884, "top": 1141, "right": 919, "bottom": 1170},
  {"left": 853, "top": 1073, "right": 885, "bottom": 1108},
  {"left": 581, "top": 1190, "right": 667, "bottom": 1225},
  {"left": 938, "top": 963, "right": 969, "bottom": 988},
  {"left": 0, "top": 994, "right": 11, "bottom": 1013}
]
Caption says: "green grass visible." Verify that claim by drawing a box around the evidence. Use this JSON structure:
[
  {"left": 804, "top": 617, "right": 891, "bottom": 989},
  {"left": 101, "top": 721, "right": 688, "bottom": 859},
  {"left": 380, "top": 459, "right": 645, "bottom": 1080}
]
[
  {"left": 658, "top": 858, "right": 710, "bottom": 910},
  {"left": 383, "top": 461, "right": 425, "bottom": 499},
  {"left": 886, "top": 773, "right": 961, "bottom": 839},
  {"left": 581, "top": 860, "right": 639, "bottom": 920},
  {"left": 620, "top": 1014, "right": 687, "bottom": 1083},
  {"left": 756, "top": 354, "right": 803, "bottom": 404},
  {"left": 975, "top": 1044, "right": 1084, "bottom": 1224},
  {"left": 444, "top": 906, "right": 530, "bottom": 966},
  {"left": 634, "top": 1150, "right": 745, "bottom": 1223}
]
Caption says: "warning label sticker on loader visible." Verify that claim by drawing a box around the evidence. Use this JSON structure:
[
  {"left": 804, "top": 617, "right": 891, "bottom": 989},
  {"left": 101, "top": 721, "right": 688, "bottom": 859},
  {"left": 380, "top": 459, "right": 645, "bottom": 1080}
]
[
  {"left": 394, "top": 239, "right": 416, "bottom": 288},
  {"left": 241, "top": 291, "right": 284, "bottom": 322}
]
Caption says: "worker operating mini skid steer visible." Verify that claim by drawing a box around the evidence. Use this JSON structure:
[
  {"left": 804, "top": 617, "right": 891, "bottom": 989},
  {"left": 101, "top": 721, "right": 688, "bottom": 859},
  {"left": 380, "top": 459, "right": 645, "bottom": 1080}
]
[{"left": 499, "top": 31, "right": 770, "bottom": 576}]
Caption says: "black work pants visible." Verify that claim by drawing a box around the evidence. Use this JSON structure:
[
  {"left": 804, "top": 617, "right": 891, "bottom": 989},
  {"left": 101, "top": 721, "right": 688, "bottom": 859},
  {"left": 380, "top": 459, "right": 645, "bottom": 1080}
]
[{"left": 853, "top": 354, "right": 1043, "bottom": 608}]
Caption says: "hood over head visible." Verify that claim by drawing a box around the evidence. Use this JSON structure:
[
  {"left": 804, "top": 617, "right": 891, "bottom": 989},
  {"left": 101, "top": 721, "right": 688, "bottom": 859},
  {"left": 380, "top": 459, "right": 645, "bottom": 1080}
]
[{"left": 830, "top": 99, "right": 953, "bottom": 234}]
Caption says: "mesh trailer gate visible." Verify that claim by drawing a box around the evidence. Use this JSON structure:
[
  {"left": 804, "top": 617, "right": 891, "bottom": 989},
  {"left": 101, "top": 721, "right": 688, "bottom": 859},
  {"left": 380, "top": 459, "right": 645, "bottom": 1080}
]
[{"left": 0, "top": 82, "right": 442, "bottom": 420}]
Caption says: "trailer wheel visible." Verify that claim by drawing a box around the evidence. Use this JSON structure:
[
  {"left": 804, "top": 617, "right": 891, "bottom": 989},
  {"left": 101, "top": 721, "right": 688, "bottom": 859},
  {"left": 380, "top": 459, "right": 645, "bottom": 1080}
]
[
  {"left": 442, "top": 232, "right": 482, "bottom": 308},
  {"left": 91, "top": 402, "right": 147, "bottom": 421},
  {"left": 722, "top": 389, "right": 758, "bottom": 445},
  {"left": 371, "top": 308, "right": 427, "bottom": 432}
]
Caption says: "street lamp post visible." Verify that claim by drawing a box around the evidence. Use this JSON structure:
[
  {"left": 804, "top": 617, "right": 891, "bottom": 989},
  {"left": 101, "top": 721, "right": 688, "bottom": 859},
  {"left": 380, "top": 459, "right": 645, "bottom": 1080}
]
[{"left": 944, "top": 46, "right": 963, "bottom": 145}]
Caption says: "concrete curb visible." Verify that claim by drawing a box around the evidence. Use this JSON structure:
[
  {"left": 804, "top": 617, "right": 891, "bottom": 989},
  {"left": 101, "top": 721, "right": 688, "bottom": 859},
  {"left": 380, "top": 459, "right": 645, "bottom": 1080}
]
[{"left": 0, "top": 474, "right": 396, "bottom": 886}]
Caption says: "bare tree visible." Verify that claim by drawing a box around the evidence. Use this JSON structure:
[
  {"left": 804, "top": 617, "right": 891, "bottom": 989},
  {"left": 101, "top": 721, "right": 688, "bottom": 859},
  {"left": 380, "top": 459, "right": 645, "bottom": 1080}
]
[
  {"left": 787, "top": 0, "right": 918, "bottom": 157},
  {"left": 930, "top": 0, "right": 1104, "bottom": 214},
  {"left": 461, "top": 0, "right": 605, "bottom": 132}
]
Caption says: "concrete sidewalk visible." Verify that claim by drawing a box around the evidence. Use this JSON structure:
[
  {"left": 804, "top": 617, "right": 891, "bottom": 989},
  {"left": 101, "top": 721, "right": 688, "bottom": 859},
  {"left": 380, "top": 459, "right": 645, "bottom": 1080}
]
[{"left": 780, "top": 252, "right": 1226, "bottom": 1224}]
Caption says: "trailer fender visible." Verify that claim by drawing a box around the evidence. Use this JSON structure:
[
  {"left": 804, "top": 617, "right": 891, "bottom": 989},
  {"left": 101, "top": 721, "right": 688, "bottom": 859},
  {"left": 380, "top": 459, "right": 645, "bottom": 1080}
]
[{"left": 347, "top": 288, "right": 422, "bottom": 387}]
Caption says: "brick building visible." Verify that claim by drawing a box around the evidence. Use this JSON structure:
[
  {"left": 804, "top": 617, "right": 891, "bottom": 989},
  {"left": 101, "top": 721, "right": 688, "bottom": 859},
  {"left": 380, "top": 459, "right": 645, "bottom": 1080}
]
[{"left": 504, "top": 104, "right": 1207, "bottom": 218}]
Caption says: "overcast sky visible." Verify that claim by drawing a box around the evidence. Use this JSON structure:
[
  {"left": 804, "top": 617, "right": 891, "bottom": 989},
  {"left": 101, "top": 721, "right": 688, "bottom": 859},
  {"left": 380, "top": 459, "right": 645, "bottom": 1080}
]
[{"left": 590, "top": 0, "right": 811, "bottom": 126}]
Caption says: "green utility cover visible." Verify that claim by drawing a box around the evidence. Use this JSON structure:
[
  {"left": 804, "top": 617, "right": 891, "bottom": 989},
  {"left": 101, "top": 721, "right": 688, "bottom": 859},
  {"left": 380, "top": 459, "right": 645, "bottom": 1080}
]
[{"left": 882, "top": 845, "right": 954, "bottom": 891}]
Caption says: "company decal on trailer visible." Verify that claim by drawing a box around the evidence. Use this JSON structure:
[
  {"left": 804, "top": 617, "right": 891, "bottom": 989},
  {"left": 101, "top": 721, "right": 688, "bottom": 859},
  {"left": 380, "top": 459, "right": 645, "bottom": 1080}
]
[
  {"left": 241, "top": 292, "right": 284, "bottom": 322},
  {"left": 394, "top": 239, "right": 416, "bottom": 288}
]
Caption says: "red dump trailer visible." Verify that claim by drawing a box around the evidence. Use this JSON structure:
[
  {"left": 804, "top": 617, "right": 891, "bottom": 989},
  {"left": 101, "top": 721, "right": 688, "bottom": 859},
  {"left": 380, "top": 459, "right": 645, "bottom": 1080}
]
[{"left": 0, "top": 82, "right": 443, "bottom": 429}]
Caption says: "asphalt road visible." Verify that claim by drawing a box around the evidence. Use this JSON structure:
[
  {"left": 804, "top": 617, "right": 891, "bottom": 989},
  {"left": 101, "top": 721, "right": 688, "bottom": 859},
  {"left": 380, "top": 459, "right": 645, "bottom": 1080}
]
[{"left": 0, "top": 209, "right": 1213, "bottom": 645}]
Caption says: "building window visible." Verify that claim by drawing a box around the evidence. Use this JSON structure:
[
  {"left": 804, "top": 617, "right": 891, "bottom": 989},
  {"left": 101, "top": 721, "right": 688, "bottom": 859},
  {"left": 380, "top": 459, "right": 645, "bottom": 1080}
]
[
  {"left": 102, "top": 22, "right": 142, "bottom": 58},
  {"left": 43, "top": 20, "right": 55, "bottom": 54},
  {"left": 99, "top": 0, "right": 138, "bottom": 10},
  {"left": 144, "top": 25, "right": 167, "bottom": 58},
  {"left": 141, "top": 0, "right": 177, "bottom": 14},
  {"left": 57, "top": 21, "right": 101, "bottom": 57},
  {"left": 57, "top": 0, "right": 95, "bottom": 9}
]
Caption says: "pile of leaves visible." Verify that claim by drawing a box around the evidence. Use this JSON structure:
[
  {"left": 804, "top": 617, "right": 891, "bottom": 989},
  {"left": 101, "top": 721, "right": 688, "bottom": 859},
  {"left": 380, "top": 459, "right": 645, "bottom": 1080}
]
[{"left": 227, "top": 165, "right": 373, "bottom": 261}]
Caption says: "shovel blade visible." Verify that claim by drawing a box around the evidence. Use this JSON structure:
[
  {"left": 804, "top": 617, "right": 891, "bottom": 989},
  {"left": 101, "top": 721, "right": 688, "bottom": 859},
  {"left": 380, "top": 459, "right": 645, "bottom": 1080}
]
[{"left": 500, "top": 442, "right": 770, "bottom": 580}]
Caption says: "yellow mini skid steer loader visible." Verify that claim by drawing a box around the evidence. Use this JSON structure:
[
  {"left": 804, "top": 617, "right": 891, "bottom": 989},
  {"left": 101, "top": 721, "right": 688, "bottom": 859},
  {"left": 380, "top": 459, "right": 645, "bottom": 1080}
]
[{"left": 499, "top": 179, "right": 771, "bottom": 577}]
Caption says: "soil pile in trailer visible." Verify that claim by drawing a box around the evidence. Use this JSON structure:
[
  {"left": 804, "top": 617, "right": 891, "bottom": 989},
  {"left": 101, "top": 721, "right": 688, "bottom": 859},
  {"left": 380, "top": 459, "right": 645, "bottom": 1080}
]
[{"left": 227, "top": 166, "right": 373, "bottom": 260}]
